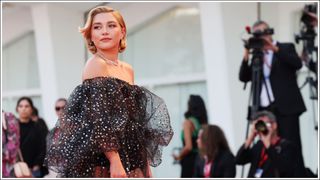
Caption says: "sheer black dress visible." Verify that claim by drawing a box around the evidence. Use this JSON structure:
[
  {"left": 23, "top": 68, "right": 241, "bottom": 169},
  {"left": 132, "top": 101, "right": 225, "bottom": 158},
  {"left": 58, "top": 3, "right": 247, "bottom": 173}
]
[{"left": 45, "top": 77, "right": 173, "bottom": 177}]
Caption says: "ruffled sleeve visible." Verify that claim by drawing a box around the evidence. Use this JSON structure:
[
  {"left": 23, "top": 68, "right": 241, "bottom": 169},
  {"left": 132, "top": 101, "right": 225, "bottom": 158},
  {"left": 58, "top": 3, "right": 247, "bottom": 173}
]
[
  {"left": 45, "top": 77, "right": 173, "bottom": 177},
  {"left": 140, "top": 88, "right": 173, "bottom": 167}
]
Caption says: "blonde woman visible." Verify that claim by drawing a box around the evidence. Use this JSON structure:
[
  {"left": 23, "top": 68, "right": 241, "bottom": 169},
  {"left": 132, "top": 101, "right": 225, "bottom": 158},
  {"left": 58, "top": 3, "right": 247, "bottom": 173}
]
[{"left": 45, "top": 6, "right": 173, "bottom": 178}]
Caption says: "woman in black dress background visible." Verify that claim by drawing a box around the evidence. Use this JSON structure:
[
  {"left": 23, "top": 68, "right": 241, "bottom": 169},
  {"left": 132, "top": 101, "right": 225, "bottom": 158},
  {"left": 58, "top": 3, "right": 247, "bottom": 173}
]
[
  {"left": 16, "top": 97, "right": 47, "bottom": 177},
  {"left": 173, "top": 95, "right": 208, "bottom": 177},
  {"left": 194, "top": 125, "right": 236, "bottom": 178}
]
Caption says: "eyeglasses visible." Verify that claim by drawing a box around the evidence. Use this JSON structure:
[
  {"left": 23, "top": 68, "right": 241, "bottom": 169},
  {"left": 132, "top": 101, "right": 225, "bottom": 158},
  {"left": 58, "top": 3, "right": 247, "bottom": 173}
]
[{"left": 55, "top": 106, "right": 65, "bottom": 111}]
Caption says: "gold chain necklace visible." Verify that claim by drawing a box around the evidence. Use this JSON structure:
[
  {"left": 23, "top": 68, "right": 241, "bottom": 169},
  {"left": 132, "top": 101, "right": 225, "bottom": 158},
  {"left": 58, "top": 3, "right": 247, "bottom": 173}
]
[{"left": 96, "top": 52, "right": 119, "bottom": 66}]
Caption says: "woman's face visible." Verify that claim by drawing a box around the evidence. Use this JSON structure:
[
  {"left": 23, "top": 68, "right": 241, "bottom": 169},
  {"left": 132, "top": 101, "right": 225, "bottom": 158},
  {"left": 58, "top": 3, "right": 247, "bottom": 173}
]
[
  {"left": 196, "top": 129, "right": 204, "bottom": 149},
  {"left": 55, "top": 100, "right": 66, "bottom": 119},
  {"left": 91, "top": 12, "right": 124, "bottom": 52},
  {"left": 17, "top": 100, "right": 33, "bottom": 119}
]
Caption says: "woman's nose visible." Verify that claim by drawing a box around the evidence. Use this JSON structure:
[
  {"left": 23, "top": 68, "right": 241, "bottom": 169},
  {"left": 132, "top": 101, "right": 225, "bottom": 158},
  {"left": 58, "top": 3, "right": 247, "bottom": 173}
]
[{"left": 102, "top": 27, "right": 109, "bottom": 35}]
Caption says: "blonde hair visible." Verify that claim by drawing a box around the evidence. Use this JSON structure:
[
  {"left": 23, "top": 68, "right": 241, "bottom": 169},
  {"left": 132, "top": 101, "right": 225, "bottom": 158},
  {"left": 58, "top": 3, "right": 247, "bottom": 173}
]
[{"left": 79, "top": 6, "right": 127, "bottom": 54}]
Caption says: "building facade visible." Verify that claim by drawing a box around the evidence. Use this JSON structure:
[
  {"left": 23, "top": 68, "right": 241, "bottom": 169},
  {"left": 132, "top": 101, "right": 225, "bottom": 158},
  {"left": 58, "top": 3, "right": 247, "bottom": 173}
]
[{"left": 2, "top": 1, "right": 318, "bottom": 177}]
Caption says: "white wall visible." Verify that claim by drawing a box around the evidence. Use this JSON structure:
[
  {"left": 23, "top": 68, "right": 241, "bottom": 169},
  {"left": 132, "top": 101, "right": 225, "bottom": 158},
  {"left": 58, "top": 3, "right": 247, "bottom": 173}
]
[
  {"left": 3, "top": 3, "right": 87, "bottom": 128},
  {"left": 2, "top": 6, "right": 33, "bottom": 45},
  {"left": 30, "top": 3, "right": 87, "bottom": 128},
  {"left": 218, "top": 2, "right": 259, "bottom": 177},
  {"left": 110, "top": 2, "right": 198, "bottom": 34},
  {"left": 199, "top": 1, "right": 235, "bottom": 155},
  {"left": 47, "top": 4, "right": 85, "bottom": 101}
]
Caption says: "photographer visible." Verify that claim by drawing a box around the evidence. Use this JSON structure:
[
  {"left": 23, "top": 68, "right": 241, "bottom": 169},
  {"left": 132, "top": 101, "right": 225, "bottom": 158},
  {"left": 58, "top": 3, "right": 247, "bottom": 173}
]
[
  {"left": 239, "top": 20, "right": 306, "bottom": 156},
  {"left": 298, "top": 4, "right": 318, "bottom": 88},
  {"left": 235, "top": 111, "right": 303, "bottom": 177}
]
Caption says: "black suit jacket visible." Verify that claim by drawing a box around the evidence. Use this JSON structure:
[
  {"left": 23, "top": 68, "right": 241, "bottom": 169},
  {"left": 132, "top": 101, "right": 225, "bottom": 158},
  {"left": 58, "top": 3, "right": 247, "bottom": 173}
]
[
  {"left": 193, "top": 151, "right": 236, "bottom": 178},
  {"left": 235, "top": 139, "right": 301, "bottom": 177},
  {"left": 239, "top": 42, "right": 306, "bottom": 115}
]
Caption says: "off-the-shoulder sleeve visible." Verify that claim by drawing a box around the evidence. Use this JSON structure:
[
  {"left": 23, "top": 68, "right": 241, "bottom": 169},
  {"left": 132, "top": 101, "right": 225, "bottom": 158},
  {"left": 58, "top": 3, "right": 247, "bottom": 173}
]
[
  {"left": 45, "top": 77, "right": 173, "bottom": 177},
  {"left": 139, "top": 88, "right": 173, "bottom": 167}
]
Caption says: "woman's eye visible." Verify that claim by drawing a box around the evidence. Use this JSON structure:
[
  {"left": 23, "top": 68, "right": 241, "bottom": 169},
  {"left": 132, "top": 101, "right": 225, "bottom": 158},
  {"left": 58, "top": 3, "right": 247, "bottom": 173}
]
[
  {"left": 109, "top": 24, "right": 116, "bottom": 28},
  {"left": 93, "top": 26, "right": 101, "bottom": 29}
]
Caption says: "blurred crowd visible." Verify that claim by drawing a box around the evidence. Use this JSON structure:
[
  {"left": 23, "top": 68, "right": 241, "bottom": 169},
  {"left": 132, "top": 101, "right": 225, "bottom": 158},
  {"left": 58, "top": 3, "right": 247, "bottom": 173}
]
[{"left": 2, "top": 97, "right": 66, "bottom": 178}]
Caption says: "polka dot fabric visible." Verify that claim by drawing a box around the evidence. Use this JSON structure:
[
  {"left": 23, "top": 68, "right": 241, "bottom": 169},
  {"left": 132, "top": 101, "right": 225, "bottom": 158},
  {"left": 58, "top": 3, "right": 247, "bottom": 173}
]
[{"left": 45, "top": 77, "right": 173, "bottom": 177}]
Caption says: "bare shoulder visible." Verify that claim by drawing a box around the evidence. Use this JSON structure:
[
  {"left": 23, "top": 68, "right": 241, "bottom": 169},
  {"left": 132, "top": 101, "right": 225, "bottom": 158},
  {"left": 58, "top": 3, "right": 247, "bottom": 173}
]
[
  {"left": 120, "top": 61, "right": 134, "bottom": 83},
  {"left": 120, "top": 61, "right": 134, "bottom": 72},
  {"left": 183, "top": 119, "right": 195, "bottom": 131},
  {"left": 183, "top": 119, "right": 193, "bottom": 128},
  {"left": 82, "top": 56, "right": 108, "bottom": 81}
]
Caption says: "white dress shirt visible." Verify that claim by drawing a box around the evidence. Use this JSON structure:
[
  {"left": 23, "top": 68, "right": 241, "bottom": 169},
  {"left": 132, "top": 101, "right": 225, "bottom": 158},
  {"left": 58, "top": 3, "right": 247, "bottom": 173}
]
[{"left": 260, "top": 41, "right": 276, "bottom": 107}]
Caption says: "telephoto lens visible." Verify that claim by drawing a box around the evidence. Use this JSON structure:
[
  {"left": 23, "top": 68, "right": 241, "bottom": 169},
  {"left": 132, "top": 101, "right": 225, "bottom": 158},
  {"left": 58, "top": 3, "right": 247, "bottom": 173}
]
[{"left": 255, "top": 120, "right": 269, "bottom": 135}]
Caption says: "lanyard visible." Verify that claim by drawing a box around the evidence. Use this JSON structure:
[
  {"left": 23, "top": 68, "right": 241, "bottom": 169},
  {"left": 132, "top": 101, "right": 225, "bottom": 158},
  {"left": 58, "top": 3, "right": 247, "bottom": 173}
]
[
  {"left": 258, "top": 137, "right": 281, "bottom": 168},
  {"left": 258, "top": 147, "right": 268, "bottom": 168}
]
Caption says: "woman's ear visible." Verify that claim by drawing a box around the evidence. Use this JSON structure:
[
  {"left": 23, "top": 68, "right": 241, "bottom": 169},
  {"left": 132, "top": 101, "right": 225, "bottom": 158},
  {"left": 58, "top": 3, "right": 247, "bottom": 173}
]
[{"left": 121, "top": 27, "right": 126, "bottom": 39}]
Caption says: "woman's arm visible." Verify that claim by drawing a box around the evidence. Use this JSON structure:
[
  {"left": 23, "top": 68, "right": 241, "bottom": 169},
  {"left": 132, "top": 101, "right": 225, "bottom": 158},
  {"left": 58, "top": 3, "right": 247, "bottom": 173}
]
[
  {"left": 146, "top": 164, "right": 152, "bottom": 177},
  {"left": 104, "top": 151, "right": 127, "bottom": 178},
  {"left": 173, "top": 120, "right": 193, "bottom": 161}
]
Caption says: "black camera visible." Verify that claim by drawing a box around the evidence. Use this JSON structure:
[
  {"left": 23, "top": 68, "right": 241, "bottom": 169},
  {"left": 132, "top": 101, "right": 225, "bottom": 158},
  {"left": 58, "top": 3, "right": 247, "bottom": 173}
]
[
  {"left": 301, "top": 4, "right": 317, "bottom": 28},
  {"left": 246, "top": 28, "right": 274, "bottom": 50},
  {"left": 255, "top": 120, "right": 269, "bottom": 135},
  {"left": 295, "top": 4, "right": 317, "bottom": 44}
]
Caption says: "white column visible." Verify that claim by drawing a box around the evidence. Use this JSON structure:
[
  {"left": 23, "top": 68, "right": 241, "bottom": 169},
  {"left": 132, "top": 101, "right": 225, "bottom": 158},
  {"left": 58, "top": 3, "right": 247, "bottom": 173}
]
[
  {"left": 30, "top": 4, "right": 85, "bottom": 129},
  {"left": 31, "top": 4, "right": 58, "bottom": 129},
  {"left": 199, "top": 2, "right": 235, "bottom": 149}
]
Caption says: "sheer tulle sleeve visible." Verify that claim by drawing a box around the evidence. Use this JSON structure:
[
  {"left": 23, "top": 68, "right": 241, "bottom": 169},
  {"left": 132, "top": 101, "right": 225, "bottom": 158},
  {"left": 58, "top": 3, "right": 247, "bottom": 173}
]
[
  {"left": 45, "top": 77, "right": 173, "bottom": 177},
  {"left": 140, "top": 88, "right": 173, "bottom": 167}
]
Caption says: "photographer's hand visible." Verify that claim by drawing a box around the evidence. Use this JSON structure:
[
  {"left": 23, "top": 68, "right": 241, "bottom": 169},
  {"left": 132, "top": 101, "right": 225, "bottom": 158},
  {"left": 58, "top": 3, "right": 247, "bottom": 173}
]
[
  {"left": 263, "top": 38, "right": 279, "bottom": 52},
  {"left": 245, "top": 121, "right": 258, "bottom": 149},
  {"left": 259, "top": 126, "right": 272, "bottom": 148}
]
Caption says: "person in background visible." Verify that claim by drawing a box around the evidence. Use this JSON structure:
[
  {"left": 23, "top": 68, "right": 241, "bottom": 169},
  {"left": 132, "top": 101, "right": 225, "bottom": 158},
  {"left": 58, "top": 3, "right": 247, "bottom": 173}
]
[
  {"left": 235, "top": 111, "right": 303, "bottom": 177},
  {"left": 2, "top": 111, "right": 20, "bottom": 177},
  {"left": 44, "top": 98, "right": 67, "bottom": 178},
  {"left": 51, "top": 98, "right": 67, "bottom": 141},
  {"left": 16, "top": 97, "right": 47, "bottom": 178},
  {"left": 193, "top": 124, "right": 236, "bottom": 178},
  {"left": 239, "top": 20, "right": 306, "bottom": 175},
  {"left": 30, "top": 107, "right": 49, "bottom": 177},
  {"left": 173, "top": 95, "right": 208, "bottom": 177},
  {"left": 54, "top": 98, "right": 67, "bottom": 120},
  {"left": 31, "top": 107, "right": 49, "bottom": 136}
]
